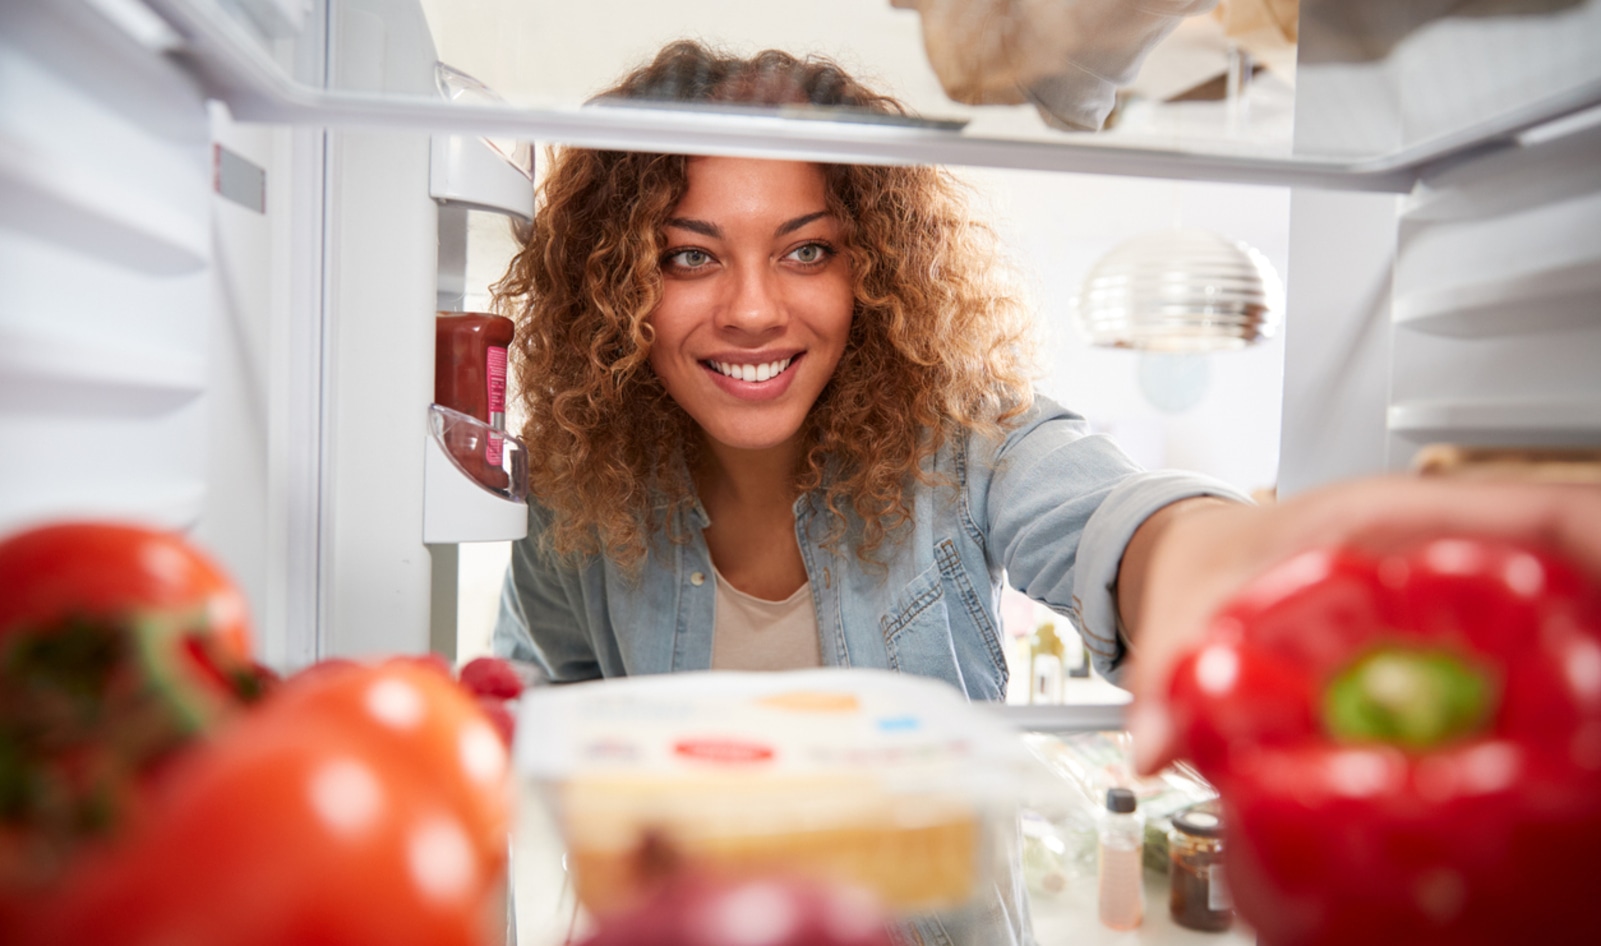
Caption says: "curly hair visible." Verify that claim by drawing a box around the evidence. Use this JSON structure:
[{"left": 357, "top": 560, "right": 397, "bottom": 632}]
[{"left": 493, "top": 40, "right": 1037, "bottom": 568}]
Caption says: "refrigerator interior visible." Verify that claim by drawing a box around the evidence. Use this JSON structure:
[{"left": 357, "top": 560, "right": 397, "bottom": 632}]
[{"left": 4, "top": 2, "right": 1601, "bottom": 943}]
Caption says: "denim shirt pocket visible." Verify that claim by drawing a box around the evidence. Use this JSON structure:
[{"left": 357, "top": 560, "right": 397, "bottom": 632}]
[
  {"left": 880, "top": 561, "right": 960, "bottom": 679},
  {"left": 933, "top": 539, "right": 1008, "bottom": 701}
]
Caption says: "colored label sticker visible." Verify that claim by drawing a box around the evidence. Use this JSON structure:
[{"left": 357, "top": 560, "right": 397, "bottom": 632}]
[
  {"left": 673, "top": 738, "right": 775, "bottom": 764},
  {"left": 486, "top": 345, "right": 508, "bottom": 465}
]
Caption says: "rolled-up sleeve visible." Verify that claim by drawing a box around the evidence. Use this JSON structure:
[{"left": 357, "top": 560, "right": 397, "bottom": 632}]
[
  {"left": 974, "top": 396, "right": 1249, "bottom": 686},
  {"left": 1072, "top": 470, "right": 1248, "bottom": 684}
]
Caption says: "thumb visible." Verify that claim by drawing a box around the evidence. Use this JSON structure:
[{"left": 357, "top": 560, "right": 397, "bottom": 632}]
[{"left": 1128, "top": 696, "right": 1176, "bottom": 776}]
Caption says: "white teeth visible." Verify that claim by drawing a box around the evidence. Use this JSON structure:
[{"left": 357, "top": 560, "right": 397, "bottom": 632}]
[{"left": 711, "top": 357, "right": 791, "bottom": 382}]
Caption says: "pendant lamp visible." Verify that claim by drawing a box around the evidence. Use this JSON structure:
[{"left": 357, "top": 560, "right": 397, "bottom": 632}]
[{"left": 1073, "top": 228, "right": 1283, "bottom": 352}]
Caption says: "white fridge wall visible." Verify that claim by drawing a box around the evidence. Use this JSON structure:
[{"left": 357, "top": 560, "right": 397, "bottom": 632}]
[
  {"left": 1388, "top": 122, "right": 1601, "bottom": 460},
  {"left": 198, "top": 105, "right": 282, "bottom": 658},
  {"left": 201, "top": 97, "right": 332, "bottom": 671},
  {"left": 0, "top": 2, "right": 211, "bottom": 533},
  {"left": 0, "top": 0, "right": 447, "bottom": 664},
  {"left": 204, "top": 0, "right": 450, "bottom": 665},
  {"left": 318, "top": 0, "right": 442, "bottom": 657},
  {"left": 1277, "top": 188, "right": 1400, "bottom": 496},
  {"left": 1281, "top": 1, "right": 1601, "bottom": 492},
  {"left": 320, "top": 124, "right": 438, "bottom": 657},
  {"left": 1294, "top": 0, "right": 1601, "bottom": 158}
]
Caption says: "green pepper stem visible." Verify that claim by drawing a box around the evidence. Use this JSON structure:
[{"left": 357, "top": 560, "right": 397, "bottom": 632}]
[{"left": 1323, "top": 647, "right": 1495, "bottom": 750}]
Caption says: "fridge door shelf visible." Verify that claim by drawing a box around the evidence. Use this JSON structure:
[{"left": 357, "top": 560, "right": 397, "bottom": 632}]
[
  {"left": 423, "top": 404, "right": 528, "bottom": 543},
  {"left": 428, "top": 133, "right": 533, "bottom": 221}
]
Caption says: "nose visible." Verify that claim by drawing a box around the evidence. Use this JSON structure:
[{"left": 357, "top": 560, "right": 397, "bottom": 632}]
[{"left": 717, "top": 262, "right": 786, "bottom": 336}]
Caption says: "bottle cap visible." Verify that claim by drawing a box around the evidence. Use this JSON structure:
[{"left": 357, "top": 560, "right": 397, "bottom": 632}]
[
  {"left": 1105, "top": 787, "right": 1137, "bottom": 813},
  {"left": 1172, "top": 803, "right": 1224, "bottom": 838}
]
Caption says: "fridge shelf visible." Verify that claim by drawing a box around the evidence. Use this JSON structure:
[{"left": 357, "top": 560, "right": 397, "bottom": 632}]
[
  {"left": 136, "top": 0, "right": 1601, "bottom": 194},
  {"left": 0, "top": 329, "right": 205, "bottom": 415},
  {"left": 0, "top": 131, "right": 207, "bottom": 275},
  {"left": 0, "top": 480, "right": 207, "bottom": 535},
  {"left": 1392, "top": 256, "right": 1601, "bottom": 338},
  {"left": 986, "top": 702, "right": 1129, "bottom": 734},
  {"left": 1400, "top": 112, "right": 1601, "bottom": 223},
  {"left": 1388, "top": 397, "right": 1601, "bottom": 440}
]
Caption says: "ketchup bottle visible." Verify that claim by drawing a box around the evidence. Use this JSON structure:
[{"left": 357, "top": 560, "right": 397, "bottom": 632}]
[{"left": 435, "top": 312, "right": 515, "bottom": 492}]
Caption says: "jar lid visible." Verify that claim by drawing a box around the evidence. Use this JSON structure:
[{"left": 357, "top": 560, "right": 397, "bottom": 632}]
[
  {"left": 1105, "top": 787, "right": 1137, "bottom": 813},
  {"left": 1172, "top": 804, "right": 1224, "bottom": 838}
]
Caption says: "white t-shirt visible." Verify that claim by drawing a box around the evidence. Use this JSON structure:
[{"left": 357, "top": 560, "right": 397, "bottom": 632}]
[{"left": 709, "top": 565, "right": 822, "bottom": 671}]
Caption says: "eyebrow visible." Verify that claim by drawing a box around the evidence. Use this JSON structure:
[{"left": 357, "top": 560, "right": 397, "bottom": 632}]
[
  {"left": 776, "top": 211, "right": 830, "bottom": 236},
  {"left": 665, "top": 217, "right": 721, "bottom": 239},
  {"left": 664, "top": 210, "right": 832, "bottom": 240}
]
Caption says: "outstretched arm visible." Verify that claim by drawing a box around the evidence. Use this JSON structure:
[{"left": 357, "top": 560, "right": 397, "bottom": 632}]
[{"left": 1115, "top": 477, "right": 1601, "bottom": 773}]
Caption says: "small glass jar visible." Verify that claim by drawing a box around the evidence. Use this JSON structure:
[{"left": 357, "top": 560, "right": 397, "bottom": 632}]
[{"left": 1169, "top": 803, "right": 1233, "bottom": 932}]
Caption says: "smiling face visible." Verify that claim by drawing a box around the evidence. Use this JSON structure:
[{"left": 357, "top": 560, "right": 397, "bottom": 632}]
[{"left": 647, "top": 157, "right": 854, "bottom": 460}]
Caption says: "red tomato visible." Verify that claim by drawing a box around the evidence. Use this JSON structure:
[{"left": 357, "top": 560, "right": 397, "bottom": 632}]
[
  {"left": 265, "top": 660, "right": 513, "bottom": 867},
  {"left": 31, "top": 663, "right": 510, "bottom": 946},
  {"left": 474, "top": 695, "right": 517, "bottom": 748},
  {"left": 0, "top": 521, "right": 260, "bottom": 923},
  {"left": 0, "top": 521, "right": 252, "bottom": 658},
  {"left": 33, "top": 725, "right": 499, "bottom": 946},
  {"left": 459, "top": 656, "right": 525, "bottom": 700}
]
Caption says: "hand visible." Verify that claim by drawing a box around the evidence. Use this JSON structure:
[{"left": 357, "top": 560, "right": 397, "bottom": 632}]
[{"left": 1126, "top": 476, "right": 1601, "bottom": 774}]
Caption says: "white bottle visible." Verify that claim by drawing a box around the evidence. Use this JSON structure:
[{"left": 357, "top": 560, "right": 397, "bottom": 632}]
[{"left": 1097, "top": 786, "right": 1145, "bottom": 930}]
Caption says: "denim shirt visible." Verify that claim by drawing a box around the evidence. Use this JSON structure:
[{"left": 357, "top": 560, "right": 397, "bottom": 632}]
[
  {"left": 493, "top": 394, "right": 1245, "bottom": 692},
  {"left": 492, "top": 394, "right": 1246, "bottom": 944}
]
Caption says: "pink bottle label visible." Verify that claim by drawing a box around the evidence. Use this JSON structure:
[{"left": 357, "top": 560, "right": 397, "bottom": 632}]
[{"left": 486, "top": 346, "right": 508, "bottom": 466}]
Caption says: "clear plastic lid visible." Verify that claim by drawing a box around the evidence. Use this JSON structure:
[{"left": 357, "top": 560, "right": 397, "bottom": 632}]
[{"left": 515, "top": 668, "right": 1029, "bottom": 917}]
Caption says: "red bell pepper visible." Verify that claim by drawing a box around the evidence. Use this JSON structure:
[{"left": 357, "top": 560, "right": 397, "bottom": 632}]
[{"left": 1168, "top": 536, "right": 1601, "bottom": 946}]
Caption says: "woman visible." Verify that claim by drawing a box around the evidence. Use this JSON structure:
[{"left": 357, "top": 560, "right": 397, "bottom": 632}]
[
  {"left": 492, "top": 39, "right": 1601, "bottom": 944},
  {"left": 491, "top": 40, "right": 1241, "bottom": 701}
]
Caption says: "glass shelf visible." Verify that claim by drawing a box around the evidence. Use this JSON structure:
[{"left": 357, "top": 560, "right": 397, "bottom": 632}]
[{"left": 143, "top": 0, "right": 1601, "bottom": 192}]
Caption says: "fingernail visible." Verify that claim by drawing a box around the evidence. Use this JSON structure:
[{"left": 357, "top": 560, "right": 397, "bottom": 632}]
[{"left": 1128, "top": 701, "right": 1171, "bottom": 775}]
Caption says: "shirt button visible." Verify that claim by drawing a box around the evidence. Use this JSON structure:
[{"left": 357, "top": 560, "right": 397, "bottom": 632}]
[{"left": 690, "top": 571, "right": 707, "bottom": 586}]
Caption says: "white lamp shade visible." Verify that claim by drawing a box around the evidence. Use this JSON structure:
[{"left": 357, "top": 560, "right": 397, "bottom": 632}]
[{"left": 1074, "top": 228, "right": 1283, "bottom": 352}]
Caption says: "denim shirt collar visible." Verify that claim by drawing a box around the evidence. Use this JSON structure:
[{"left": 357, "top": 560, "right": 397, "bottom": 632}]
[{"left": 678, "top": 487, "right": 819, "bottom": 532}]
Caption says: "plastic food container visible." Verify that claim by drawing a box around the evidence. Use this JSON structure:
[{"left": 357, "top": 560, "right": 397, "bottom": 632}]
[{"left": 513, "top": 669, "right": 1026, "bottom": 919}]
